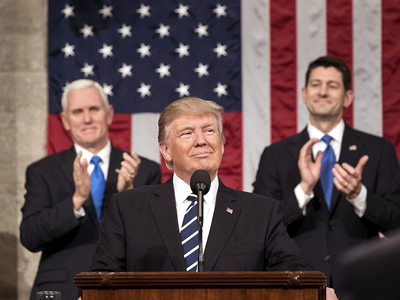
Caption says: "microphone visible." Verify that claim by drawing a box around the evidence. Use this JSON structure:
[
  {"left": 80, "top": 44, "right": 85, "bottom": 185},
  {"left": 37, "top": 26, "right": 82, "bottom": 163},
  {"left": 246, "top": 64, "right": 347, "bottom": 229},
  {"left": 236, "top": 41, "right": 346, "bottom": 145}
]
[{"left": 190, "top": 170, "right": 211, "bottom": 272}]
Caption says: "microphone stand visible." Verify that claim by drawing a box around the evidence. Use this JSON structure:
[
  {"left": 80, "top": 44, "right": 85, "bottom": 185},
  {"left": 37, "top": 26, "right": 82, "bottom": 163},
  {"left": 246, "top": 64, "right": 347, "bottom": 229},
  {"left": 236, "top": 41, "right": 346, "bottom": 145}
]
[{"left": 196, "top": 184, "right": 205, "bottom": 272}]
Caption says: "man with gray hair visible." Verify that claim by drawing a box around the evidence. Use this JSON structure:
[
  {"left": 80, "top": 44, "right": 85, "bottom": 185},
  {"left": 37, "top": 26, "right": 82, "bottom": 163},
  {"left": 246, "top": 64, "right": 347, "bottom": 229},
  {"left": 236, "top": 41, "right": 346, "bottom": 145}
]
[{"left": 20, "top": 79, "right": 161, "bottom": 300}]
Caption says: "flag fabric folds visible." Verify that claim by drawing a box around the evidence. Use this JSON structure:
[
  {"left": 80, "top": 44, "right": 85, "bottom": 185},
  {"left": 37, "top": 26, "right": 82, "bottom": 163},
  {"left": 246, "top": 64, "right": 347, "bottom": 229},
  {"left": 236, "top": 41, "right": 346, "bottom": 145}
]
[{"left": 48, "top": 0, "right": 400, "bottom": 191}]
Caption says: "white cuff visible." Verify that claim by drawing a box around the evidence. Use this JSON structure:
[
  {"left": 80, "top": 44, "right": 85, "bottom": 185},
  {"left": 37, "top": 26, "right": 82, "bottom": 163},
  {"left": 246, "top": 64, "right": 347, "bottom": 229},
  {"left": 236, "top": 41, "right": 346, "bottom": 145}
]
[
  {"left": 74, "top": 206, "right": 86, "bottom": 219},
  {"left": 294, "top": 184, "right": 314, "bottom": 216},
  {"left": 346, "top": 184, "right": 367, "bottom": 218}
]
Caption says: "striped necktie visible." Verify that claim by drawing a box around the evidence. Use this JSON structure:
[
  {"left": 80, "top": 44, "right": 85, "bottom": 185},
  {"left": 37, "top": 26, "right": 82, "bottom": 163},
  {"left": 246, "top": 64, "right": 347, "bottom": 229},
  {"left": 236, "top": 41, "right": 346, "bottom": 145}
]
[
  {"left": 90, "top": 156, "right": 105, "bottom": 221},
  {"left": 180, "top": 194, "right": 199, "bottom": 272}
]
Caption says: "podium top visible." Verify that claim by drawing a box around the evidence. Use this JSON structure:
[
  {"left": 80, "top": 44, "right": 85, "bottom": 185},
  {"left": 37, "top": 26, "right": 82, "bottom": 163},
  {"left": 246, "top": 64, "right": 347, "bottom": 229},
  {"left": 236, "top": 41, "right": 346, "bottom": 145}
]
[{"left": 74, "top": 271, "right": 326, "bottom": 289}]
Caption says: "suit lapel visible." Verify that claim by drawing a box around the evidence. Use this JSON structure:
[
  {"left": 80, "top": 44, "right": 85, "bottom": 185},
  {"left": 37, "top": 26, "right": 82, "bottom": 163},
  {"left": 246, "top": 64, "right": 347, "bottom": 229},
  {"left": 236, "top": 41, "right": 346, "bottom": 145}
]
[
  {"left": 204, "top": 181, "right": 241, "bottom": 271},
  {"left": 59, "top": 147, "right": 76, "bottom": 188},
  {"left": 329, "top": 125, "right": 363, "bottom": 212},
  {"left": 149, "top": 178, "right": 186, "bottom": 271}
]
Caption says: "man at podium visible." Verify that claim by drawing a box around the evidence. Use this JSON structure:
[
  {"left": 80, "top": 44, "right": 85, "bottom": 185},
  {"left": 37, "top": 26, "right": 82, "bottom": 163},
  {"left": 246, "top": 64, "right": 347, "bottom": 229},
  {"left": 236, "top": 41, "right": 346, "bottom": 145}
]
[{"left": 90, "top": 97, "right": 313, "bottom": 273}]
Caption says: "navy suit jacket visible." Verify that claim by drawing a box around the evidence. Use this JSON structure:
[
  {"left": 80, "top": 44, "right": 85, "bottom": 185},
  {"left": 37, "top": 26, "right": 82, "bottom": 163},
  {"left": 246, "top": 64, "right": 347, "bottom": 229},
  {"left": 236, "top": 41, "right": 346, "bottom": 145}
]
[
  {"left": 90, "top": 177, "right": 312, "bottom": 273},
  {"left": 20, "top": 145, "right": 161, "bottom": 300},
  {"left": 253, "top": 124, "right": 400, "bottom": 286}
]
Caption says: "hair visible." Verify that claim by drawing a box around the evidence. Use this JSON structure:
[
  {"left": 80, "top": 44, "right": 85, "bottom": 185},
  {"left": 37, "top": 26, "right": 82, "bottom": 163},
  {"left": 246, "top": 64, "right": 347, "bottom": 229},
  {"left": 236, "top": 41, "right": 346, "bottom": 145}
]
[
  {"left": 304, "top": 56, "right": 351, "bottom": 91},
  {"left": 158, "top": 97, "right": 226, "bottom": 170},
  {"left": 61, "top": 79, "right": 109, "bottom": 112}
]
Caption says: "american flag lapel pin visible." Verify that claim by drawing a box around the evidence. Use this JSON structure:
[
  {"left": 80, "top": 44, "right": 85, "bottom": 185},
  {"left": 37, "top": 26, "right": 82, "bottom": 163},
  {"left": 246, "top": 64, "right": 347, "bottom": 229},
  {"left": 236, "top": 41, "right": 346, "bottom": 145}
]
[
  {"left": 349, "top": 145, "right": 357, "bottom": 151},
  {"left": 226, "top": 207, "right": 233, "bottom": 214}
]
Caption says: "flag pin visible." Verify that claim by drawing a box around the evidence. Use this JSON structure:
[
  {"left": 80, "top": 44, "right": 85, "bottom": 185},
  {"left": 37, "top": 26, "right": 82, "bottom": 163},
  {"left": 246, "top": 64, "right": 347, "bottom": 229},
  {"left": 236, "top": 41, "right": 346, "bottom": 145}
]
[
  {"left": 226, "top": 207, "right": 233, "bottom": 214},
  {"left": 349, "top": 145, "right": 357, "bottom": 151}
]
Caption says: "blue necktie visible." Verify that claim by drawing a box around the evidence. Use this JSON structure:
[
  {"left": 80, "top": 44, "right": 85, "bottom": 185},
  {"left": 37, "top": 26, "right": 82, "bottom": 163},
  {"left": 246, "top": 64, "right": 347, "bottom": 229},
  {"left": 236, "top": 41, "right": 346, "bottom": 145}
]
[
  {"left": 90, "top": 156, "right": 105, "bottom": 221},
  {"left": 320, "top": 135, "right": 336, "bottom": 209},
  {"left": 180, "top": 194, "right": 199, "bottom": 272}
]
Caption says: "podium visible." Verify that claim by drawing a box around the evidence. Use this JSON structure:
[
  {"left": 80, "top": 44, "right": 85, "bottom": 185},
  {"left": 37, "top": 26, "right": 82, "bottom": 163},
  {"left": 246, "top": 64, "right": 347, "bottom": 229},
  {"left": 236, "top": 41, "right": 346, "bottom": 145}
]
[{"left": 74, "top": 271, "right": 326, "bottom": 300}]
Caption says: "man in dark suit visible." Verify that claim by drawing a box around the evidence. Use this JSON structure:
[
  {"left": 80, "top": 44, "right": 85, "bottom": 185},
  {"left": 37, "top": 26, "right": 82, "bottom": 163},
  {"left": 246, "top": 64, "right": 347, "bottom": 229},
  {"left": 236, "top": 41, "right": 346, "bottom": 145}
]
[
  {"left": 253, "top": 56, "right": 400, "bottom": 288},
  {"left": 90, "top": 97, "right": 314, "bottom": 273},
  {"left": 20, "top": 79, "right": 161, "bottom": 300}
]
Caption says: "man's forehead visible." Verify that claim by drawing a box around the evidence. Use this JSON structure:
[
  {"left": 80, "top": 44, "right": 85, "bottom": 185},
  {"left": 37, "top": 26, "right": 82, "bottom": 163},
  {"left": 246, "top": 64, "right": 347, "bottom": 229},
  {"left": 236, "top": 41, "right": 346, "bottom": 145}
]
[
  {"left": 172, "top": 113, "right": 216, "bottom": 126},
  {"left": 309, "top": 66, "right": 343, "bottom": 82}
]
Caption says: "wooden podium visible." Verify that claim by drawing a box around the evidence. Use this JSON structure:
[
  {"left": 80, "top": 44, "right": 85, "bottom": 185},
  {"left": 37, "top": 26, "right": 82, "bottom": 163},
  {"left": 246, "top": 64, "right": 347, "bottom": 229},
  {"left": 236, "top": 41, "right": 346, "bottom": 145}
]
[{"left": 74, "top": 271, "right": 326, "bottom": 300}]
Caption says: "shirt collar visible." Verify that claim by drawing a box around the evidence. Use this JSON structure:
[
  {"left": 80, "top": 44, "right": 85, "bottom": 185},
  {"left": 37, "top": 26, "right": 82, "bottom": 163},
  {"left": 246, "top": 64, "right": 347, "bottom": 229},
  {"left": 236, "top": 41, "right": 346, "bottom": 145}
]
[
  {"left": 307, "top": 119, "right": 345, "bottom": 144},
  {"left": 173, "top": 173, "right": 219, "bottom": 206},
  {"left": 74, "top": 140, "right": 111, "bottom": 166}
]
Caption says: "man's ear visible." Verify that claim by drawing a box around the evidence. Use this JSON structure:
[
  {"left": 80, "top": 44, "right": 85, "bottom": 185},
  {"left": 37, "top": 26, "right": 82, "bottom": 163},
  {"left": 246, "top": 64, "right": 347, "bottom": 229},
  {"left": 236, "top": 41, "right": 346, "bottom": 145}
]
[
  {"left": 107, "top": 105, "right": 114, "bottom": 125},
  {"left": 61, "top": 112, "right": 70, "bottom": 131},
  {"left": 344, "top": 90, "right": 354, "bottom": 108},
  {"left": 159, "top": 143, "right": 172, "bottom": 163}
]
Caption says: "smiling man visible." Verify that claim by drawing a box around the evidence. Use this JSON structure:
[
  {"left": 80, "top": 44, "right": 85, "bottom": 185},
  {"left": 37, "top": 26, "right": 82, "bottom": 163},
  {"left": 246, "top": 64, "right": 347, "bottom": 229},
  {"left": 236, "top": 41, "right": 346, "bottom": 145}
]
[
  {"left": 253, "top": 56, "right": 400, "bottom": 289},
  {"left": 20, "top": 79, "right": 161, "bottom": 300},
  {"left": 90, "top": 97, "right": 314, "bottom": 276}
]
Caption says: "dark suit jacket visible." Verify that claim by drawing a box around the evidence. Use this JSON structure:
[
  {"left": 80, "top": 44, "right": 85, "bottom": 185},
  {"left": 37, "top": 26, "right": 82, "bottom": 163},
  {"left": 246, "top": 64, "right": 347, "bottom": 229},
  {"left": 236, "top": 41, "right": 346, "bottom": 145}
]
[
  {"left": 335, "top": 229, "right": 400, "bottom": 300},
  {"left": 20, "top": 145, "right": 161, "bottom": 300},
  {"left": 253, "top": 124, "right": 400, "bottom": 287},
  {"left": 90, "top": 177, "right": 313, "bottom": 273}
]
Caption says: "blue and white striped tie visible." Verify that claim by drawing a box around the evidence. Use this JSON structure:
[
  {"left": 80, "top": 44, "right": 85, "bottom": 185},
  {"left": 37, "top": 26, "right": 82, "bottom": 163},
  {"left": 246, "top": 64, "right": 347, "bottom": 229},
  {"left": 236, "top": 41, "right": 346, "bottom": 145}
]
[{"left": 180, "top": 194, "right": 199, "bottom": 272}]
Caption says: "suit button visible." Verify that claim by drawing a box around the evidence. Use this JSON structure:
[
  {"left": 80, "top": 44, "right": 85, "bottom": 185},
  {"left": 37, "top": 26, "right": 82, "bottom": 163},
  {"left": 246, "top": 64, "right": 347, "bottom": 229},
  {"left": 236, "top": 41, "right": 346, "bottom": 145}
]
[
  {"left": 329, "top": 225, "right": 334, "bottom": 231},
  {"left": 325, "top": 255, "right": 331, "bottom": 261}
]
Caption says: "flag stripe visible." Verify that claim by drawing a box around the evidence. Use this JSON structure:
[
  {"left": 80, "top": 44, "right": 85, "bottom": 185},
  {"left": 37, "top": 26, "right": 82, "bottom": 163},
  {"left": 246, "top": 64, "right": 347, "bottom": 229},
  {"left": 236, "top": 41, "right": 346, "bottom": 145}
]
[
  {"left": 353, "top": 0, "right": 382, "bottom": 136},
  {"left": 242, "top": 0, "right": 270, "bottom": 192},
  {"left": 382, "top": 0, "right": 400, "bottom": 148},
  {"left": 270, "top": 0, "right": 298, "bottom": 143}
]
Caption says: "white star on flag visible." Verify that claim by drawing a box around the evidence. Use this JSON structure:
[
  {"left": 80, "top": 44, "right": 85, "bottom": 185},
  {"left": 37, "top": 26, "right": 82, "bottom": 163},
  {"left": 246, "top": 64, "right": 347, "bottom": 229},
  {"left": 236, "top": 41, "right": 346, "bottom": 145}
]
[
  {"left": 213, "top": 43, "right": 228, "bottom": 58},
  {"left": 213, "top": 4, "right": 227, "bottom": 18},
  {"left": 136, "top": 4, "right": 151, "bottom": 18},
  {"left": 175, "top": 3, "right": 190, "bottom": 19},
  {"left": 102, "top": 84, "right": 114, "bottom": 96},
  {"left": 194, "top": 63, "right": 209, "bottom": 78},
  {"left": 214, "top": 82, "right": 228, "bottom": 97},
  {"left": 99, "top": 4, "right": 113, "bottom": 19},
  {"left": 137, "top": 83, "right": 152, "bottom": 98},
  {"left": 61, "top": 4, "right": 74, "bottom": 19},
  {"left": 80, "top": 24, "right": 94, "bottom": 38},
  {"left": 156, "top": 63, "right": 171, "bottom": 78},
  {"left": 175, "top": 43, "right": 190, "bottom": 58},
  {"left": 118, "top": 63, "right": 133, "bottom": 78},
  {"left": 137, "top": 43, "right": 151, "bottom": 58},
  {"left": 61, "top": 43, "right": 75, "bottom": 58},
  {"left": 175, "top": 83, "right": 190, "bottom": 97},
  {"left": 98, "top": 44, "right": 113, "bottom": 59},
  {"left": 118, "top": 24, "right": 132, "bottom": 39},
  {"left": 156, "top": 24, "right": 170, "bottom": 38},
  {"left": 80, "top": 63, "right": 95, "bottom": 77},
  {"left": 194, "top": 23, "right": 209, "bottom": 38}
]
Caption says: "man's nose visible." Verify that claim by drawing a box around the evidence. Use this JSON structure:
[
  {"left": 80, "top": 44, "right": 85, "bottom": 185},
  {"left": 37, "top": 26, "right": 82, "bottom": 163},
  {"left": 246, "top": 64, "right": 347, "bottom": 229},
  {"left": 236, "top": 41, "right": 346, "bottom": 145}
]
[
  {"left": 83, "top": 110, "right": 91, "bottom": 123},
  {"left": 319, "top": 84, "right": 328, "bottom": 95},
  {"left": 194, "top": 131, "right": 207, "bottom": 146}
]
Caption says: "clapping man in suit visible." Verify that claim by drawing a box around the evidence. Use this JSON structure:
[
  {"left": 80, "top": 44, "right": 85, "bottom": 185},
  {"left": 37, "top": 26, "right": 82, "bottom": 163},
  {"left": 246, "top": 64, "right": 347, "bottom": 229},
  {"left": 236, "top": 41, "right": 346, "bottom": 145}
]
[
  {"left": 253, "top": 56, "right": 400, "bottom": 288},
  {"left": 90, "top": 97, "right": 314, "bottom": 273},
  {"left": 20, "top": 79, "right": 161, "bottom": 300}
]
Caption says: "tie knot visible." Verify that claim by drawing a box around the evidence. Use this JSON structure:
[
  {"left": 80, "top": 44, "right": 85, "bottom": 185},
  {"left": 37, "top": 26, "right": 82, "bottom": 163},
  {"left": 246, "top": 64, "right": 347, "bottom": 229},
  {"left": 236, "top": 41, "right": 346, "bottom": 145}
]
[
  {"left": 321, "top": 135, "right": 333, "bottom": 144},
  {"left": 91, "top": 156, "right": 102, "bottom": 166},
  {"left": 187, "top": 194, "right": 197, "bottom": 204}
]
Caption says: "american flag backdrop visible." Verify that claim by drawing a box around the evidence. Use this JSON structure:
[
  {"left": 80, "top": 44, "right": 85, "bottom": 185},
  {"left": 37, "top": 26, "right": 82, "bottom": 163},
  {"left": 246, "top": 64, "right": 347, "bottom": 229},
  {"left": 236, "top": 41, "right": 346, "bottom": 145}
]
[{"left": 48, "top": 0, "right": 400, "bottom": 192}]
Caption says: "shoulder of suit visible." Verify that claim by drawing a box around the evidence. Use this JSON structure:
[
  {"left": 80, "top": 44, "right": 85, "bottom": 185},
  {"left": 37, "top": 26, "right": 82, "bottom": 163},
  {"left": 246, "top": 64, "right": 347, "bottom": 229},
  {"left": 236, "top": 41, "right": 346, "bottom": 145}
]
[
  {"left": 28, "top": 147, "right": 74, "bottom": 169},
  {"left": 223, "top": 184, "right": 279, "bottom": 204}
]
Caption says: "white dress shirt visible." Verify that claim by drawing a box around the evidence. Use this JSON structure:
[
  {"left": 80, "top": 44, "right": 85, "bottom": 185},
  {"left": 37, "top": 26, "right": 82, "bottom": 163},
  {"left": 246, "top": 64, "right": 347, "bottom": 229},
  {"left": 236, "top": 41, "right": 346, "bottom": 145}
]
[
  {"left": 294, "top": 120, "right": 367, "bottom": 217},
  {"left": 73, "top": 140, "right": 112, "bottom": 218},
  {"left": 173, "top": 173, "right": 218, "bottom": 253}
]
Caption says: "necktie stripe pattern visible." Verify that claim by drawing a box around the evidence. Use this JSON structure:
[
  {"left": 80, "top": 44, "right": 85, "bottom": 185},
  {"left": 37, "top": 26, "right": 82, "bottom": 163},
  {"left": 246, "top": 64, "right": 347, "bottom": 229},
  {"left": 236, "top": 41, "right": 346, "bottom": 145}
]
[
  {"left": 90, "top": 156, "right": 106, "bottom": 221},
  {"left": 320, "top": 135, "right": 336, "bottom": 209},
  {"left": 180, "top": 195, "right": 199, "bottom": 272}
]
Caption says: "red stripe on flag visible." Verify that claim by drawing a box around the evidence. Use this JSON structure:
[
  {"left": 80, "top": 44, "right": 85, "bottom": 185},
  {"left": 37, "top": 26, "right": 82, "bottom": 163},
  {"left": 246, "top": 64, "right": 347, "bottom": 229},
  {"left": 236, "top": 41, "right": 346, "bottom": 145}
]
[
  {"left": 326, "top": 0, "right": 353, "bottom": 127},
  {"left": 382, "top": 0, "right": 400, "bottom": 160},
  {"left": 270, "top": 0, "right": 298, "bottom": 143},
  {"left": 47, "top": 114, "right": 131, "bottom": 154},
  {"left": 160, "top": 112, "right": 242, "bottom": 190}
]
